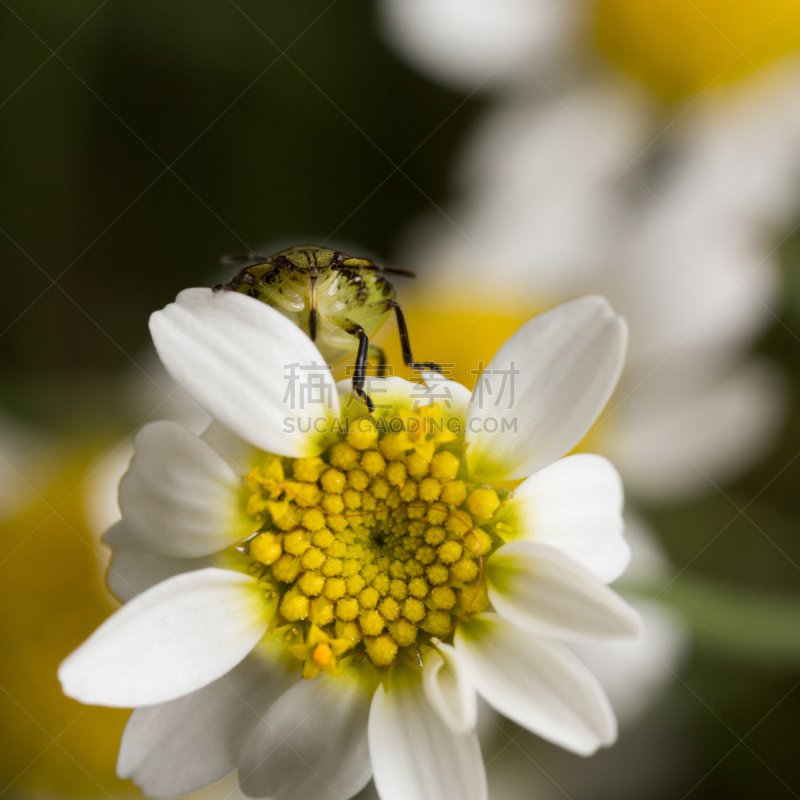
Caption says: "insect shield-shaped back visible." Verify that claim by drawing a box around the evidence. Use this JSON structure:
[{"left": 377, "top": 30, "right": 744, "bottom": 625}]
[{"left": 216, "top": 245, "right": 441, "bottom": 411}]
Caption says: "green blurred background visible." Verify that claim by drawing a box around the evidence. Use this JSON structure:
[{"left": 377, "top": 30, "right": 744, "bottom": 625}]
[{"left": 2, "top": 2, "right": 800, "bottom": 799}]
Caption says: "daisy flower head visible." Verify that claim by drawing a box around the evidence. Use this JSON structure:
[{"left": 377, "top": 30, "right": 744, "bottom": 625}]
[{"left": 59, "top": 288, "right": 641, "bottom": 800}]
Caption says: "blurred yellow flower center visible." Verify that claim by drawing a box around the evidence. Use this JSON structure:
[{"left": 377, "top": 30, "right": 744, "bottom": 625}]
[
  {"left": 593, "top": 0, "right": 800, "bottom": 100},
  {"left": 242, "top": 409, "right": 499, "bottom": 677}
]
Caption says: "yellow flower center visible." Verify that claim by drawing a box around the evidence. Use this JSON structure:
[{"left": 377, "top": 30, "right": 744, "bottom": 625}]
[
  {"left": 593, "top": 0, "right": 800, "bottom": 101},
  {"left": 241, "top": 408, "right": 500, "bottom": 677}
]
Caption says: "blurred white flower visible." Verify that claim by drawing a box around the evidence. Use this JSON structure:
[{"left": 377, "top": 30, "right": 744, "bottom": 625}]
[
  {"left": 61, "top": 289, "right": 642, "bottom": 800},
  {"left": 379, "top": 1, "right": 797, "bottom": 504}
]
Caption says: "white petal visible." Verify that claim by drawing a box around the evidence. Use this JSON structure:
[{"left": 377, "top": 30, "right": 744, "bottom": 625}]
[
  {"left": 117, "top": 648, "right": 296, "bottom": 799},
  {"left": 423, "top": 643, "right": 477, "bottom": 735},
  {"left": 456, "top": 613, "right": 616, "bottom": 755},
  {"left": 501, "top": 454, "right": 629, "bottom": 583},
  {"left": 369, "top": 668, "right": 487, "bottom": 800},
  {"left": 377, "top": 0, "right": 576, "bottom": 92},
  {"left": 150, "top": 288, "right": 338, "bottom": 457},
  {"left": 239, "top": 672, "right": 372, "bottom": 800},
  {"left": 201, "top": 418, "right": 261, "bottom": 477},
  {"left": 104, "top": 521, "right": 217, "bottom": 603},
  {"left": 58, "top": 568, "right": 269, "bottom": 707},
  {"left": 487, "top": 541, "right": 642, "bottom": 640},
  {"left": 119, "top": 421, "right": 254, "bottom": 558},
  {"left": 610, "top": 359, "right": 787, "bottom": 501},
  {"left": 466, "top": 297, "right": 627, "bottom": 482}
]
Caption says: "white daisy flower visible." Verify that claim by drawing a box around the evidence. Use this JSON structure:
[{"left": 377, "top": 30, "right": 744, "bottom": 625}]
[{"left": 59, "top": 289, "right": 641, "bottom": 800}]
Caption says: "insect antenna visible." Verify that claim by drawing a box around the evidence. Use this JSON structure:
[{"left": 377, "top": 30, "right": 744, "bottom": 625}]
[
  {"left": 376, "top": 266, "right": 416, "bottom": 278},
  {"left": 221, "top": 252, "right": 271, "bottom": 265}
]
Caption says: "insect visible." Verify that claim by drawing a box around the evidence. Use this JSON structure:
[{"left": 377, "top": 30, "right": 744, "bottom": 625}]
[{"left": 214, "top": 245, "right": 441, "bottom": 411}]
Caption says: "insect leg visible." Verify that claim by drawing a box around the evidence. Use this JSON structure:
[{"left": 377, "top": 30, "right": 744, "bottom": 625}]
[
  {"left": 368, "top": 344, "right": 388, "bottom": 377},
  {"left": 344, "top": 321, "right": 375, "bottom": 413},
  {"left": 385, "top": 300, "right": 443, "bottom": 373},
  {"left": 308, "top": 273, "right": 319, "bottom": 342}
]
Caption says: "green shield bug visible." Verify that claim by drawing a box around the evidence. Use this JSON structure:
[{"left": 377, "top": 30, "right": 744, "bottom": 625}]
[{"left": 214, "top": 245, "right": 442, "bottom": 411}]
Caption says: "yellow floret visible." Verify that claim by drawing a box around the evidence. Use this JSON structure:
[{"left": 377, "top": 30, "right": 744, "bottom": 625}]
[
  {"left": 324, "top": 577, "right": 347, "bottom": 601},
  {"left": 346, "top": 574, "right": 366, "bottom": 596},
  {"left": 463, "top": 527, "right": 493, "bottom": 559},
  {"left": 424, "top": 526, "right": 447, "bottom": 546},
  {"left": 389, "top": 560, "right": 406, "bottom": 579},
  {"left": 360, "top": 450, "right": 387, "bottom": 476},
  {"left": 271, "top": 553, "right": 301, "bottom": 583},
  {"left": 379, "top": 597, "right": 400, "bottom": 622},
  {"left": 342, "top": 488, "right": 362, "bottom": 511},
  {"left": 313, "top": 641, "right": 333, "bottom": 665},
  {"left": 327, "top": 515, "right": 349, "bottom": 532},
  {"left": 249, "top": 532, "right": 282, "bottom": 565},
  {"left": 450, "top": 558, "right": 479, "bottom": 583},
  {"left": 389, "top": 579, "right": 408, "bottom": 601},
  {"left": 430, "top": 585, "right": 456, "bottom": 610},
  {"left": 341, "top": 557, "right": 360, "bottom": 576},
  {"left": 358, "top": 587, "right": 380, "bottom": 609},
  {"left": 466, "top": 487, "right": 501, "bottom": 519},
  {"left": 336, "top": 597, "right": 360, "bottom": 621},
  {"left": 347, "top": 468, "right": 370, "bottom": 491},
  {"left": 389, "top": 619, "right": 417, "bottom": 647},
  {"left": 422, "top": 610, "right": 451, "bottom": 637},
  {"left": 408, "top": 577, "right": 429, "bottom": 599},
  {"left": 399, "top": 481, "right": 419, "bottom": 502},
  {"left": 321, "top": 558, "right": 343, "bottom": 577},
  {"left": 438, "top": 540, "right": 463, "bottom": 564},
  {"left": 329, "top": 442, "right": 360, "bottom": 470},
  {"left": 405, "top": 451, "right": 429, "bottom": 479},
  {"left": 440, "top": 480, "right": 467, "bottom": 507},
  {"left": 445, "top": 509, "right": 473, "bottom": 537},
  {"left": 336, "top": 620, "right": 362, "bottom": 647},
  {"left": 292, "top": 456, "right": 327, "bottom": 482},
  {"left": 370, "top": 476, "right": 390, "bottom": 499},
  {"left": 415, "top": 545, "right": 436, "bottom": 566},
  {"left": 403, "top": 597, "right": 426, "bottom": 622},
  {"left": 404, "top": 559, "right": 425, "bottom": 577},
  {"left": 298, "top": 571, "right": 326, "bottom": 596},
  {"left": 327, "top": 540, "right": 348, "bottom": 559},
  {"left": 283, "top": 530, "right": 310, "bottom": 556},
  {"left": 379, "top": 432, "right": 412, "bottom": 461},
  {"left": 361, "top": 563, "right": 379, "bottom": 584},
  {"left": 320, "top": 468, "right": 346, "bottom": 494},
  {"left": 348, "top": 417, "right": 379, "bottom": 450},
  {"left": 301, "top": 546, "right": 326, "bottom": 570},
  {"left": 425, "top": 503, "right": 448, "bottom": 525},
  {"left": 386, "top": 461, "right": 407, "bottom": 487},
  {"left": 311, "top": 599, "right": 334, "bottom": 627},
  {"left": 372, "top": 573, "right": 390, "bottom": 596},
  {"left": 365, "top": 634, "right": 398, "bottom": 666},
  {"left": 426, "top": 564, "right": 450, "bottom": 585},
  {"left": 268, "top": 500, "right": 299, "bottom": 531},
  {"left": 430, "top": 450, "right": 461, "bottom": 481},
  {"left": 301, "top": 508, "right": 327, "bottom": 531},
  {"left": 283, "top": 481, "right": 320, "bottom": 508},
  {"left": 360, "top": 609, "right": 386, "bottom": 636},
  {"left": 280, "top": 592, "right": 309, "bottom": 621},
  {"left": 312, "top": 528, "right": 335, "bottom": 548},
  {"left": 418, "top": 477, "right": 442, "bottom": 503}
]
